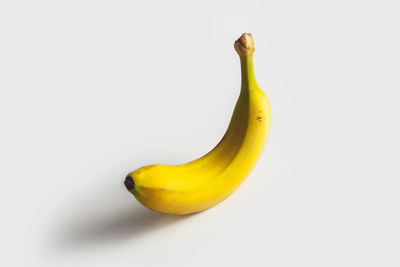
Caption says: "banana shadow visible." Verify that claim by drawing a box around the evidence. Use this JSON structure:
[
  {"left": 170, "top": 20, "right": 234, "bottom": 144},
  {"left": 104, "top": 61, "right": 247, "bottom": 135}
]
[{"left": 53, "top": 180, "right": 191, "bottom": 252}]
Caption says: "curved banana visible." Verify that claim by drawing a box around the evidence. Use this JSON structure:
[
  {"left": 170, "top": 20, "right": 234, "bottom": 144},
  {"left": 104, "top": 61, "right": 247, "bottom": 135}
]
[{"left": 124, "top": 33, "right": 271, "bottom": 215}]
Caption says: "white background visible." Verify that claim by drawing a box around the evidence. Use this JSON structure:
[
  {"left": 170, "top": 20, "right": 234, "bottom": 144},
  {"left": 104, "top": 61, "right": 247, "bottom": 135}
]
[{"left": 1, "top": 0, "right": 399, "bottom": 266}]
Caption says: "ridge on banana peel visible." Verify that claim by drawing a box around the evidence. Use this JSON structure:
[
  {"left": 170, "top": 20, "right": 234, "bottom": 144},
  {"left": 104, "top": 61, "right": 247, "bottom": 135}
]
[{"left": 125, "top": 33, "right": 271, "bottom": 215}]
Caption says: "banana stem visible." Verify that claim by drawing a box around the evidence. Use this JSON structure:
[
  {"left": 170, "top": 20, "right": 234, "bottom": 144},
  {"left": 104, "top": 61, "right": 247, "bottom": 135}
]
[
  {"left": 235, "top": 33, "right": 257, "bottom": 91},
  {"left": 239, "top": 54, "right": 257, "bottom": 90}
]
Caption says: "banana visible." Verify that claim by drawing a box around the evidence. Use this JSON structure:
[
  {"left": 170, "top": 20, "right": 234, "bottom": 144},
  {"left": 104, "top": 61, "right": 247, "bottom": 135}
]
[{"left": 124, "top": 33, "right": 271, "bottom": 215}]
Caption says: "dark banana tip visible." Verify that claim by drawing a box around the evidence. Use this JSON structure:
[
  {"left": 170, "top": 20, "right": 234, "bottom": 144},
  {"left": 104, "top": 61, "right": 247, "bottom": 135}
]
[
  {"left": 234, "top": 33, "right": 255, "bottom": 55},
  {"left": 124, "top": 175, "right": 135, "bottom": 191}
]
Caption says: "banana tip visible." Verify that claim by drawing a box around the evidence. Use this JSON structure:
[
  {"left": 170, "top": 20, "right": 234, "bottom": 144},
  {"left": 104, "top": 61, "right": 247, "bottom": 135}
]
[
  {"left": 124, "top": 175, "right": 135, "bottom": 191},
  {"left": 234, "top": 33, "right": 255, "bottom": 55}
]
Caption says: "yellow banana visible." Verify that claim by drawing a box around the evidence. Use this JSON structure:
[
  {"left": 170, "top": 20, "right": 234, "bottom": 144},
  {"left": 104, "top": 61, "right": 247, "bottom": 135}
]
[{"left": 125, "top": 33, "right": 271, "bottom": 215}]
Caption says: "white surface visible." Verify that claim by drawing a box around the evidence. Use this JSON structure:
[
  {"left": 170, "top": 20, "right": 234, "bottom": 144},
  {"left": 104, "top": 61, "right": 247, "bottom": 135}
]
[{"left": 1, "top": 0, "right": 399, "bottom": 266}]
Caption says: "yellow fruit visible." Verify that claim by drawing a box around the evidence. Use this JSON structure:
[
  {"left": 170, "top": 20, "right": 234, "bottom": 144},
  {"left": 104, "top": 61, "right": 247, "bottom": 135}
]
[{"left": 125, "top": 33, "right": 271, "bottom": 214}]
